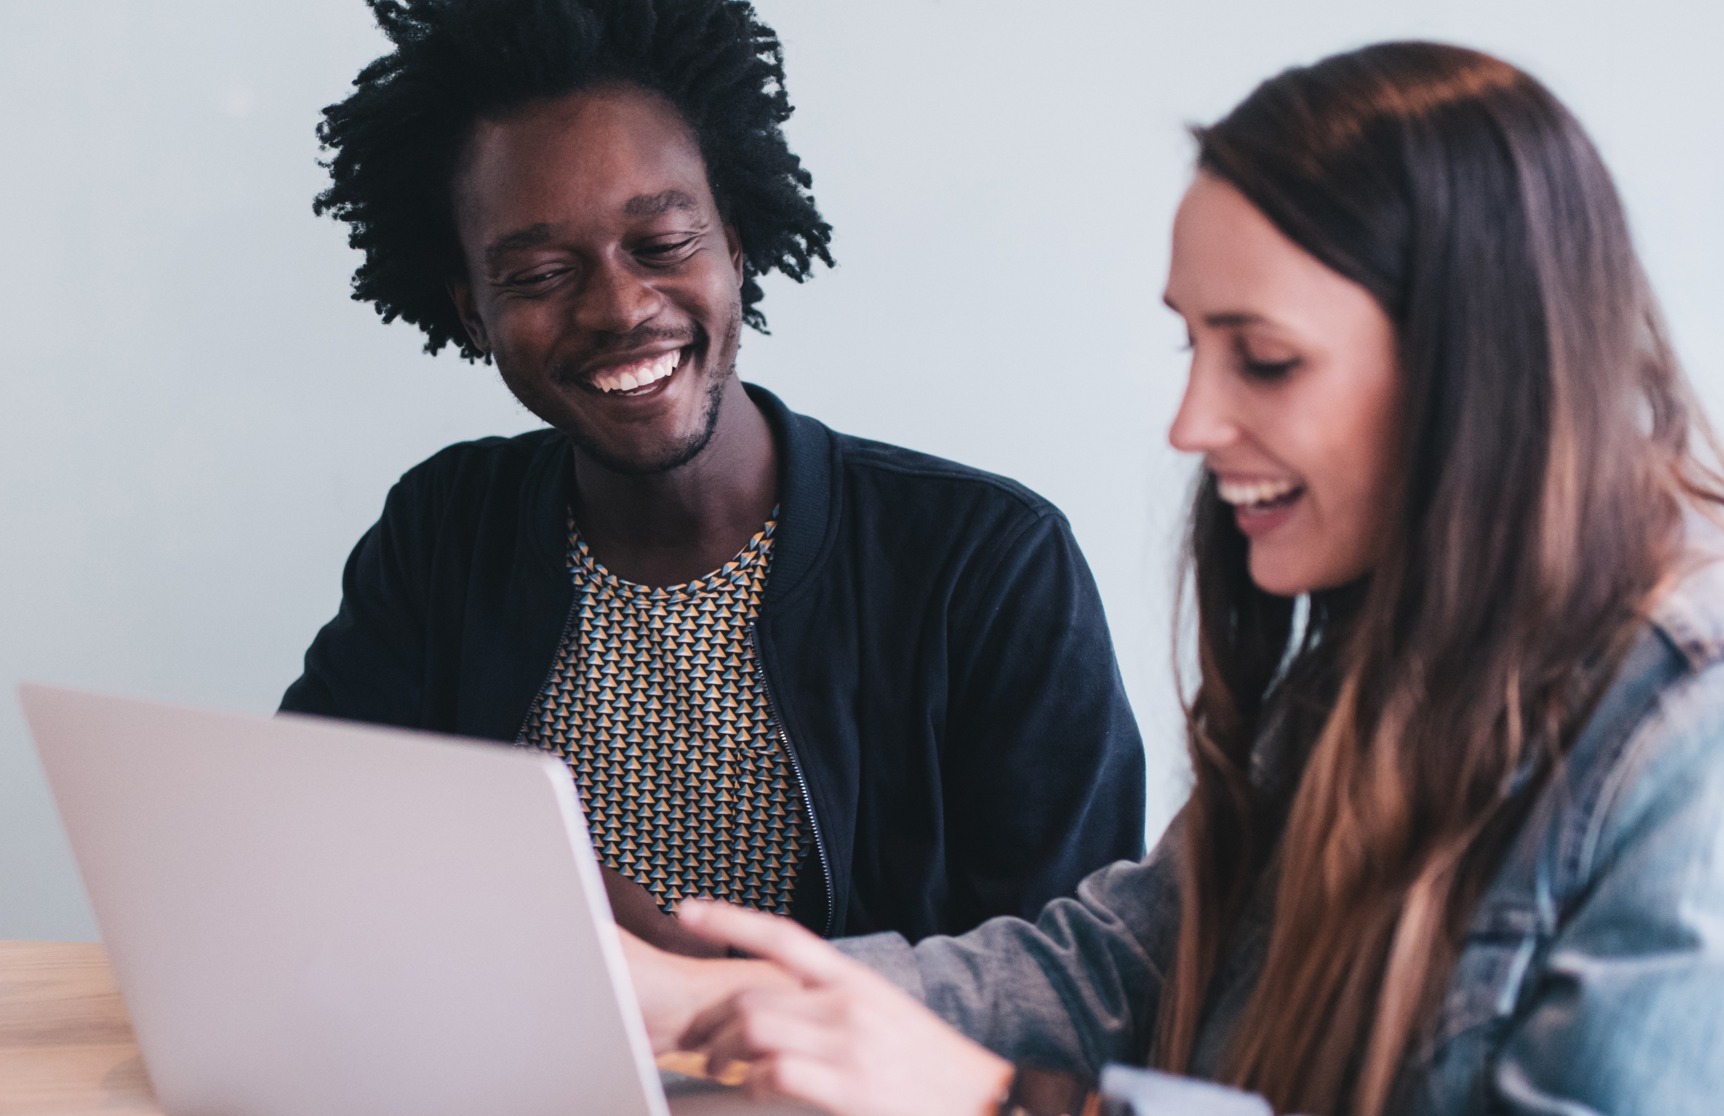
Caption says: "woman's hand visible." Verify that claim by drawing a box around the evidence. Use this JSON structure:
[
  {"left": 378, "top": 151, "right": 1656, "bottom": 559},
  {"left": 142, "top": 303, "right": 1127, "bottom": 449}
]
[
  {"left": 677, "top": 899, "right": 1013, "bottom": 1116},
  {"left": 617, "top": 925, "right": 794, "bottom": 1054}
]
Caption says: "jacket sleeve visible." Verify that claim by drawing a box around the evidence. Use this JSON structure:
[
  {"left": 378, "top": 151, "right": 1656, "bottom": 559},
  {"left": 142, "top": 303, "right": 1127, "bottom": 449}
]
[
  {"left": 942, "top": 507, "right": 1148, "bottom": 927},
  {"left": 277, "top": 463, "right": 440, "bottom": 728},
  {"left": 1487, "top": 667, "right": 1724, "bottom": 1116},
  {"left": 838, "top": 813, "right": 1185, "bottom": 1075}
]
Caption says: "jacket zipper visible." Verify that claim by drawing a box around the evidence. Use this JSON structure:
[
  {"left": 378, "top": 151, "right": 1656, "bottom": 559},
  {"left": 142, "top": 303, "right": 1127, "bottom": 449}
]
[
  {"left": 749, "top": 623, "right": 836, "bottom": 936},
  {"left": 513, "top": 592, "right": 584, "bottom": 745}
]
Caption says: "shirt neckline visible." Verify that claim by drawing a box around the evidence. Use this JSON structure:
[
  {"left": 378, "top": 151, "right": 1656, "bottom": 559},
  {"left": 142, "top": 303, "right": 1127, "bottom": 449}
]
[{"left": 568, "top": 508, "right": 779, "bottom": 600}]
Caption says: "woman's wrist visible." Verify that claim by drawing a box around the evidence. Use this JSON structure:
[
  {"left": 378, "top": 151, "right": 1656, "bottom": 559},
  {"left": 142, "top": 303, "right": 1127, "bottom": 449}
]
[{"left": 673, "top": 954, "right": 796, "bottom": 1042}]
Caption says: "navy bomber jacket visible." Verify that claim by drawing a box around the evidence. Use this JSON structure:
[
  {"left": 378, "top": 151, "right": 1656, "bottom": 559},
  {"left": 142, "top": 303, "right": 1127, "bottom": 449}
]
[{"left": 280, "top": 385, "right": 1147, "bottom": 941}]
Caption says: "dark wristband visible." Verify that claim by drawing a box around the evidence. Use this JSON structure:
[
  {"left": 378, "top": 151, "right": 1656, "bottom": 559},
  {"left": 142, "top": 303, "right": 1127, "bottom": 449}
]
[{"left": 995, "top": 1065, "right": 1104, "bottom": 1116}]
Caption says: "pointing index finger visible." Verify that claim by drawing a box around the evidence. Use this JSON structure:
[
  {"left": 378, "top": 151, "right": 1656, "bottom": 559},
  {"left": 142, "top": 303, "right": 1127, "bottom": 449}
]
[{"left": 678, "top": 899, "right": 855, "bottom": 988}]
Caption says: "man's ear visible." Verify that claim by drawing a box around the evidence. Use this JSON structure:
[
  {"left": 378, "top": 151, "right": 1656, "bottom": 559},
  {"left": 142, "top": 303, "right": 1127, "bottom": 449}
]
[
  {"left": 723, "top": 223, "right": 745, "bottom": 286},
  {"left": 447, "top": 279, "right": 491, "bottom": 355}
]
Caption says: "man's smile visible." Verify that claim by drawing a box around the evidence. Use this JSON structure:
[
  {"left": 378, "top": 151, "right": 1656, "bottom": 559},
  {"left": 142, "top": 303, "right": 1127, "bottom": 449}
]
[
  {"left": 552, "top": 333, "right": 703, "bottom": 404},
  {"left": 588, "top": 348, "right": 681, "bottom": 396}
]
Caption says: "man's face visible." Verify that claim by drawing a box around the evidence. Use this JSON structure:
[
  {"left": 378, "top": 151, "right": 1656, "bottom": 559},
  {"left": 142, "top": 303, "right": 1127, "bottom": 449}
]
[{"left": 449, "top": 85, "right": 746, "bottom": 475}]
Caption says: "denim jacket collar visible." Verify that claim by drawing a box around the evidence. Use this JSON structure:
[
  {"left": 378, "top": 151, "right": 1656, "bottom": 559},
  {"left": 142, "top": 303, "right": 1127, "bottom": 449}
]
[{"left": 1648, "top": 519, "right": 1724, "bottom": 672}]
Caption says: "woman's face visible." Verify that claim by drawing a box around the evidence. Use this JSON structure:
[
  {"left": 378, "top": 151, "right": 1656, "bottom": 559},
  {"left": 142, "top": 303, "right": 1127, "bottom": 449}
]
[{"left": 1164, "top": 173, "right": 1403, "bottom": 597}]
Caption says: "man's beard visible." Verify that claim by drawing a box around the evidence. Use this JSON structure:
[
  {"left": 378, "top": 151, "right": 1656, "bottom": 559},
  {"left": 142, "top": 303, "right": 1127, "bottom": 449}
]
[
  {"left": 564, "top": 366, "right": 729, "bottom": 476},
  {"left": 553, "top": 305, "right": 742, "bottom": 477}
]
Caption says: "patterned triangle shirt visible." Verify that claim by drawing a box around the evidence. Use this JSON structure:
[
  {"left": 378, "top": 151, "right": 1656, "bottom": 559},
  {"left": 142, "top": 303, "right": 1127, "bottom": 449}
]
[{"left": 521, "top": 511, "right": 806, "bottom": 915}]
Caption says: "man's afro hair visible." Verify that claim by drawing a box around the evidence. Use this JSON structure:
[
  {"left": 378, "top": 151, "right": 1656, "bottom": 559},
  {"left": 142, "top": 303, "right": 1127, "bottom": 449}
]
[{"left": 314, "top": 0, "right": 835, "bottom": 360}]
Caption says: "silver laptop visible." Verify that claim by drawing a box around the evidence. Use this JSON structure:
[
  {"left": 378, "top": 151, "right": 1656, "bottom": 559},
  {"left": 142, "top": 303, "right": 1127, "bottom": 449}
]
[{"left": 21, "top": 683, "right": 815, "bottom": 1116}]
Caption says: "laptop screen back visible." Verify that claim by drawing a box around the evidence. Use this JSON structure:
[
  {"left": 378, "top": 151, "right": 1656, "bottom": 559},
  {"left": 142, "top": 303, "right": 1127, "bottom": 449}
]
[{"left": 21, "top": 684, "right": 668, "bottom": 1116}]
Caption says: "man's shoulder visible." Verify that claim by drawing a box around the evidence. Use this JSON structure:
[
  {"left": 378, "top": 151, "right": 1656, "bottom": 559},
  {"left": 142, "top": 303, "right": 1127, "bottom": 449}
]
[
  {"left": 760, "top": 384, "right": 1072, "bottom": 551},
  {"left": 376, "top": 428, "right": 565, "bottom": 537},
  {"left": 828, "top": 429, "right": 1061, "bottom": 522},
  {"left": 401, "top": 427, "right": 564, "bottom": 483},
  {"left": 387, "top": 427, "right": 562, "bottom": 496},
  {"left": 755, "top": 382, "right": 1063, "bottom": 529}
]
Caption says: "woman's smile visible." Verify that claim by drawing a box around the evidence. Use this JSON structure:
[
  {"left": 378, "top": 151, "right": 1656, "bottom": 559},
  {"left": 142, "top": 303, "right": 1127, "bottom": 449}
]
[{"left": 1215, "top": 472, "right": 1308, "bottom": 537}]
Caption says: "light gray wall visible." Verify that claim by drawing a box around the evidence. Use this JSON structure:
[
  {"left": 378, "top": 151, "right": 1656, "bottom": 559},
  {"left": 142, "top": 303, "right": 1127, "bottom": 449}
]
[{"left": 3, "top": 0, "right": 1719, "bottom": 940}]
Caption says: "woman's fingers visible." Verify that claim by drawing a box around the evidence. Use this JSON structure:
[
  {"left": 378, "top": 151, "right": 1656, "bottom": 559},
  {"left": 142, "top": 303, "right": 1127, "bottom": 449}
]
[
  {"left": 678, "top": 966, "right": 1014, "bottom": 1116},
  {"left": 681, "top": 979, "right": 844, "bottom": 1053},
  {"left": 690, "top": 988, "right": 849, "bottom": 1077},
  {"left": 741, "top": 1054, "right": 852, "bottom": 1114},
  {"left": 619, "top": 926, "right": 795, "bottom": 1055},
  {"left": 668, "top": 901, "right": 1012, "bottom": 1116},
  {"left": 678, "top": 899, "right": 858, "bottom": 988}
]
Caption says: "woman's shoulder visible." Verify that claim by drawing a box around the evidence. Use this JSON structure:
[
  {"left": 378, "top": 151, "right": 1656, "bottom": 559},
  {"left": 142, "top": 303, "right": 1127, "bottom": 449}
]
[
  {"left": 1480, "top": 543, "right": 1724, "bottom": 926},
  {"left": 1581, "top": 542, "right": 1724, "bottom": 881},
  {"left": 1631, "top": 528, "right": 1724, "bottom": 767},
  {"left": 1431, "top": 567, "right": 1724, "bottom": 1116},
  {"left": 1646, "top": 517, "right": 1724, "bottom": 680}
]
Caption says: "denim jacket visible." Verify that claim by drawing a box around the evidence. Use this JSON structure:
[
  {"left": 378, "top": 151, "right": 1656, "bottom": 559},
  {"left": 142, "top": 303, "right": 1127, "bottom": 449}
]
[{"left": 840, "top": 546, "right": 1724, "bottom": 1114}]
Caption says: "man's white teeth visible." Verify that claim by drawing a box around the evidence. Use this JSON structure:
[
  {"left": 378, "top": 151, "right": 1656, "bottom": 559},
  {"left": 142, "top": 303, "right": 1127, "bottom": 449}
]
[
  {"left": 1217, "top": 477, "right": 1302, "bottom": 507},
  {"left": 593, "top": 349, "right": 681, "bottom": 394}
]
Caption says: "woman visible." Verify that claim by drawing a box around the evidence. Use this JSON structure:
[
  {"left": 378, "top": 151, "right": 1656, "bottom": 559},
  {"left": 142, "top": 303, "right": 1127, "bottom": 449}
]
[{"left": 625, "top": 41, "right": 1724, "bottom": 1116}]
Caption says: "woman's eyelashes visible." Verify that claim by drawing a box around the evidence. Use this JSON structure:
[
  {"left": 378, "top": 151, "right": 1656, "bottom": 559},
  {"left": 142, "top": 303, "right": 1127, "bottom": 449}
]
[
  {"left": 1240, "top": 355, "right": 1301, "bottom": 380},
  {"left": 1233, "top": 338, "right": 1301, "bottom": 381},
  {"left": 1175, "top": 328, "right": 1302, "bottom": 382}
]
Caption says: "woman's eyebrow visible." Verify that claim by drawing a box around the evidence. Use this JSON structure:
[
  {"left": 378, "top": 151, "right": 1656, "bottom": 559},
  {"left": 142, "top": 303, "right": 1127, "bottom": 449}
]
[
  {"left": 1202, "top": 311, "right": 1268, "bottom": 328},
  {"left": 1161, "top": 295, "right": 1270, "bottom": 329}
]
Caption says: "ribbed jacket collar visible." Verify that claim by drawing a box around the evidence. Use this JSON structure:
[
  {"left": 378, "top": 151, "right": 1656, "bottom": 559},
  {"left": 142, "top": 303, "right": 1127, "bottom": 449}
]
[{"left": 521, "top": 383, "right": 837, "bottom": 606}]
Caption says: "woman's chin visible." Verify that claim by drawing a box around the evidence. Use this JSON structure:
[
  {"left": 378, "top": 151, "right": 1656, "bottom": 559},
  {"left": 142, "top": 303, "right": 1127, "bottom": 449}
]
[
  {"left": 1247, "top": 551, "right": 1373, "bottom": 599},
  {"left": 1246, "top": 552, "right": 1312, "bottom": 599}
]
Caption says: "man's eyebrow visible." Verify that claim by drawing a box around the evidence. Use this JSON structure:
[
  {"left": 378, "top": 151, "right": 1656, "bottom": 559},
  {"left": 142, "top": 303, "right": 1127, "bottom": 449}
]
[
  {"left": 480, "top": 193, "right": 701, "bottom": 267},
  {"left": 484, "top": 223, "right": 558, "bottom": 265},
  {"left": 623, "top": 189, "right": 700, "bottom": 218}
]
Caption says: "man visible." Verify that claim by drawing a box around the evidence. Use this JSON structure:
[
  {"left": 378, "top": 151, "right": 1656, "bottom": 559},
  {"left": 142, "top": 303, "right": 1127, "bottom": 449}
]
[{"left": 284, "top": 0, "right": 1145, "bottom": 952}]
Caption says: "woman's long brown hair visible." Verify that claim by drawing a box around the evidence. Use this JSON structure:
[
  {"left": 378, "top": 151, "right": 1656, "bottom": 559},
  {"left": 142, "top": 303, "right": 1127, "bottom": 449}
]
[{"left": 1153, "top": 42, "right": 1724, "bottom": 1115}]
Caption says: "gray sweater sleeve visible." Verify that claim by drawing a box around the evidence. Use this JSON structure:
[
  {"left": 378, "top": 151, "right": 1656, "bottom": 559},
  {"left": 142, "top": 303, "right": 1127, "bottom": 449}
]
[{"left": 835, "top": 812, "right": 1188, "bottom": 1075}]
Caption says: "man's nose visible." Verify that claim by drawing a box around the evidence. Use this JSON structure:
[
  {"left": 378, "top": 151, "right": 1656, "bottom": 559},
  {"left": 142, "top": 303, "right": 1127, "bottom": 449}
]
[
  {"left": 575, "top": 255, "right": 665, "bottom": 334},
  {"left": 1167, "top": 361, "right": 1240, "bottom": 454}
]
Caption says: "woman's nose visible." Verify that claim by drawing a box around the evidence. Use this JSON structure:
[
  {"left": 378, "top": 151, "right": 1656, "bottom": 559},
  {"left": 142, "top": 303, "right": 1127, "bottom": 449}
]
[{"left": 1167, "top": 362, "right": 1240, "bottom": 454}]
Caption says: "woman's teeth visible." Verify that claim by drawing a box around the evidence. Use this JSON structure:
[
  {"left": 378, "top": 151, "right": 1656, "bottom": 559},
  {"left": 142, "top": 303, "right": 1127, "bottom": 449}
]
[
  {"left": 1217, "top": 477, "right": 1303, "bottom": 509},
  {"left": 592, "top": 350, "right": 681, "bottom": 394}
]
